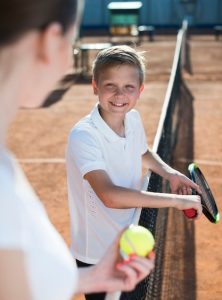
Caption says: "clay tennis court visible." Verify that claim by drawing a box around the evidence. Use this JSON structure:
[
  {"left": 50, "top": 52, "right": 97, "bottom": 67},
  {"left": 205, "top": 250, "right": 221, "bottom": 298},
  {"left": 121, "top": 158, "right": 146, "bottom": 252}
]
[{"left": 7, "top": 34, "right": 222, "bottom": 299}]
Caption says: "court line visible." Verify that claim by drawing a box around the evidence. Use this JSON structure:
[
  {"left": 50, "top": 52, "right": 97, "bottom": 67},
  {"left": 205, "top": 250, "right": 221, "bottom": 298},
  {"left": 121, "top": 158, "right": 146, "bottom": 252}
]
[
  {"left": 177, "top": 158, "right": 222, "bottom": 166},
  {"left": 17, "top": 157, "right": 222, "bottom": 166}
]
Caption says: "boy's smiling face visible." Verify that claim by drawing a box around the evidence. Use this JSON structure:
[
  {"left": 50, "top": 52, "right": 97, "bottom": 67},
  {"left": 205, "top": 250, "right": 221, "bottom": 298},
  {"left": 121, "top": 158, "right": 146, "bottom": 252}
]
[{"left": 92, "top": 64, "right": 144, "bottom": 118}]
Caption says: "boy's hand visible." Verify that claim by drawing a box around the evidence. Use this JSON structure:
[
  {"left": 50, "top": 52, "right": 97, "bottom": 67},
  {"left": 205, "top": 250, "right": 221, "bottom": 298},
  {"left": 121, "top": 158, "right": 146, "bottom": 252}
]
[{"left": 168, "top": 171, "right": 202, "bottom": 195}]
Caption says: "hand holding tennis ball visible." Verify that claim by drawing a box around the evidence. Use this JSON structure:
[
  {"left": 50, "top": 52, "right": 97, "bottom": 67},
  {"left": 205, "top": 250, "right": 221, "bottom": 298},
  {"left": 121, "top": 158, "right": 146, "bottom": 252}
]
[{"left": 119, "top": 225, "right": 155, "bottom": 259}]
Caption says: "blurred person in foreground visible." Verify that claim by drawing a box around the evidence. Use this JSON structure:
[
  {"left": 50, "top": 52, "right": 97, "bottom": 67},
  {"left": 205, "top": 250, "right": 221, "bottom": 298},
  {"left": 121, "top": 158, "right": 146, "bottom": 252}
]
[{"left": 0, "top": 1, "right": 155, "bottom": 299}]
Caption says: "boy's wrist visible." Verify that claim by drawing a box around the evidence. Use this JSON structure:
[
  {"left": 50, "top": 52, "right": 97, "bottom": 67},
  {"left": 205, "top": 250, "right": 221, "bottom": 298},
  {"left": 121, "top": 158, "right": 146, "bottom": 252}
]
[
  {"left": 169, "top": 193, "right": 184, "bottom": 209},
  {"left": 164, "top": 168, "right": 179, "bottom": 181},
  {"left": 171, "top": 194, "right": 179, "bottom": 209}
]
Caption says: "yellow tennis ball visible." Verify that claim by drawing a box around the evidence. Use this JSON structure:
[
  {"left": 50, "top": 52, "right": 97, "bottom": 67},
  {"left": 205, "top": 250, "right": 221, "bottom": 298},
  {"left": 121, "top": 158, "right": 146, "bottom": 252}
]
[{"left": 120, "top": 225, "right": 155, "bottom": 258}]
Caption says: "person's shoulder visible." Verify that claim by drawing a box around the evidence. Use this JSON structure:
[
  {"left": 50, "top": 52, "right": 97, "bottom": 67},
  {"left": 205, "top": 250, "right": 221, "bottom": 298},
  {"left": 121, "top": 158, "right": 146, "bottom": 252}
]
[
  {"left": 128, "top": 109, "right": 141, "bottom": 118},
  {"left": 67, "top": 114, "right": 101, "bottom": 149},
  {"left": 69, "top": 113, "right": 95, "bottom": 137},
  {"left": 127, "top": 109, "right": 143, "bottom": 124}
]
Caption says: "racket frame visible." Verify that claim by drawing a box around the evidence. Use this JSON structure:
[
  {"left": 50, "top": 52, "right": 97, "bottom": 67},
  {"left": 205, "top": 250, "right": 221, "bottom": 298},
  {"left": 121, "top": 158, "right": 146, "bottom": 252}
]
[{"left": 188, "top": 163, "right": 220, "bottom": 224}]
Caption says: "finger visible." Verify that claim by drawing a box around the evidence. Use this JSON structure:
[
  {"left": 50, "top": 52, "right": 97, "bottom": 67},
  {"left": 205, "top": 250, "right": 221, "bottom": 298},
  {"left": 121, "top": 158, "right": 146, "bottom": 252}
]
[
  {"left": 118, "top": 256, "right": 155, "bottom": 275},
  {"left": 188, "top": 180, "right": 202, "bottom": 194},
  {"left": 178, "top": 189, "right": 183, "bottom": 195},
  {"left": 195, "top": 206, "right": 202, "bottom": 220},
  {"left": 129, "top": 256, "right": 155, "bottom": 270},
  {"left": 196, "top": 184, "right": 202, "bottom": 194},
  {"left": 130, "top": 251, "right": 155, "bottom": 261},
  {"left": 127, "top": 257, "right": 155, "bottom": 281},
  {"left": 186, "top": 186, "right": 193, "bottom": 195},
  {"left": 130, "top": 256, "right": 155, "bottom": 269},
  {"left": 182, "top": 186, "right": 188, "bottom": 195},
  {"left": 116, "top": 263, "right": 137, "bottom": 291},
  {"left": 196, "top": 197, "right": 203, "bottom": 219},
  {"left": 187, "top": 187, "right": 192, "bottom": 195},
  {"left": 148, "top": 251, "right": 155, "bottom": 261}
]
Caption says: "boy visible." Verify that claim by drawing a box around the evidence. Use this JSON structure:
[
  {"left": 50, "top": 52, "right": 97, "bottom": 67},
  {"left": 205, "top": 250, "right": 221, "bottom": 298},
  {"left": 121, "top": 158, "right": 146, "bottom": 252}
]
[{"left": 66, "top": 45, "right": 201, "bottom": 300}]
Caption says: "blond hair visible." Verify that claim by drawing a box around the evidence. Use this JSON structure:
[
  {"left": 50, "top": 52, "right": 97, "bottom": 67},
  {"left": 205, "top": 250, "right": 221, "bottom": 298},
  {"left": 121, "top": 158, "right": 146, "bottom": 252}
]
[{"left": 92, "top": 45, "right": 146, "bottom": 85}]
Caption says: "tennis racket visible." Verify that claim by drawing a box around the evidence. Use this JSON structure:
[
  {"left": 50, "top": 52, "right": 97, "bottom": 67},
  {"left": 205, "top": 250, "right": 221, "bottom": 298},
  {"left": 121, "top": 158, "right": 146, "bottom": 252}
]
[{"left": 183, "top": 163, "right": 220, "bottom": 223}]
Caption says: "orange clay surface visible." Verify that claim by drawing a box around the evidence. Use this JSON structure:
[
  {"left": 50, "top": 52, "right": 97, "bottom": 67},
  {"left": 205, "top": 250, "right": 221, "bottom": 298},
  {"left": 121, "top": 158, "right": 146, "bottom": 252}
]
[{"left": 7, "top": 35, "right": 222, "bottom": 300}]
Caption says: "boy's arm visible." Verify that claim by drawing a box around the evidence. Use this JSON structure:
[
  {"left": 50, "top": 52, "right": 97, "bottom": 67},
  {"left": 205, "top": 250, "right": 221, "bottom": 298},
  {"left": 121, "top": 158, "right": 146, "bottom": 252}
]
[
  {"left": 84, "top": 170, "right": 202, "bottom": 217},
  {"left": 142, "top": 150, "right": 202, "bottom": 194}
]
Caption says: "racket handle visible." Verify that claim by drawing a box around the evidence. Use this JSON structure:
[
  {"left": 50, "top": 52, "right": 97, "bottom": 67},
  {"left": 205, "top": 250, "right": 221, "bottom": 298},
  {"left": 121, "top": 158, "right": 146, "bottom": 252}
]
[{"left": 183, "top": 208, "right": 197, "bottom": 218}]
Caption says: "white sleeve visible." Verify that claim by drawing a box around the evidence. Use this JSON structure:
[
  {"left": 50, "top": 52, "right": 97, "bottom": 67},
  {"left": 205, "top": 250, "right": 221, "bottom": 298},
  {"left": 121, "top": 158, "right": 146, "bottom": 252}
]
[
  {"left": 0, "top": 190, "right": 26, "bottom": 250},
  {"left": 67, "top": 128, "right": 107, "bottom": 177}
]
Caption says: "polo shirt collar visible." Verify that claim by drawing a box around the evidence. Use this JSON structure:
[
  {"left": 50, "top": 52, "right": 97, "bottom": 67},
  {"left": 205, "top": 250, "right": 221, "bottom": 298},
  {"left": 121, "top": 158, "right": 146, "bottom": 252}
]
[{"left": 91, "top": 103, "right": 132, "bottom": 142}]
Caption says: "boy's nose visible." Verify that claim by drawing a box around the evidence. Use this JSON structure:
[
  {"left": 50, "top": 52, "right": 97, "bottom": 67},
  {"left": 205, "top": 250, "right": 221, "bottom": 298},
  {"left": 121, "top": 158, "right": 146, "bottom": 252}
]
[{"left": 115, "top": 88, "right": 125, "bottom": 97}]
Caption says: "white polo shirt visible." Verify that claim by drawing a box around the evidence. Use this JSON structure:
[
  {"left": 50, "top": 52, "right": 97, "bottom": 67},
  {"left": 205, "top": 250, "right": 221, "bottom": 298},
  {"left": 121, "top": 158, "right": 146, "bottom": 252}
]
[{"left": 66, "top": 104, "right": 148, "bottom": 264}]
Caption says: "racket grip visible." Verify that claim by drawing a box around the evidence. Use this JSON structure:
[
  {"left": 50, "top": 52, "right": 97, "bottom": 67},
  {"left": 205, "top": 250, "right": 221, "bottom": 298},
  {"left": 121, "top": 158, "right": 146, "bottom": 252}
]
[{"left": 183, "top": 208, "right": 197, "bottom": 219}]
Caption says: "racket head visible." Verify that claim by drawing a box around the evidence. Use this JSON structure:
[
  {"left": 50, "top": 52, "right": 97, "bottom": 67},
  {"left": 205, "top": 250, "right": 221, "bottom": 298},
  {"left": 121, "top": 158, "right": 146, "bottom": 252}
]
[{"left": 188, "top": 163, "right": 220, "bottom": 224}]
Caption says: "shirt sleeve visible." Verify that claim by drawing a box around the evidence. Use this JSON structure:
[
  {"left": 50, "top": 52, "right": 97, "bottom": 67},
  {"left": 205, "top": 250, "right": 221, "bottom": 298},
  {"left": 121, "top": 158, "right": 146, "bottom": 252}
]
[
  {"left": 0, "top": 190, "right": 26, "bottom": 250},
  {"left": 67, "top": 127, "right": 107, "bottom": 177}
]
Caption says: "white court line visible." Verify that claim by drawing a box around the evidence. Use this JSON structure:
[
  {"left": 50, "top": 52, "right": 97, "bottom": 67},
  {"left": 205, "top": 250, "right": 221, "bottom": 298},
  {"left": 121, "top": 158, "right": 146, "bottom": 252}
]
[
  {"left": 17, "top": 158, "right": 65, "bottom": 164},
  {"left": 177, "top": 158, "right": 222, "bottom": 166},
  {"left": 17, "top": 157, "right": 222, "bottom": 166}
]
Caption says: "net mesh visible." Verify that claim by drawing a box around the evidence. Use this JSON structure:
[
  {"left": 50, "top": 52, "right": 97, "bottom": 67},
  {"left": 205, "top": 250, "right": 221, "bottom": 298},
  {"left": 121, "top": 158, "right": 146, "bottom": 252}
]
[{"left": 120, "top": 22, "right": 195, "bottom": 300}]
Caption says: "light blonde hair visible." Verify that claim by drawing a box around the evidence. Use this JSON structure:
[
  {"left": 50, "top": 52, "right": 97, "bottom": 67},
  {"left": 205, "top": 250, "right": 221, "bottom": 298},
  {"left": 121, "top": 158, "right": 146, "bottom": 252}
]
[{"left": 92, "top": 45, "right": 146, "bottom": 85}]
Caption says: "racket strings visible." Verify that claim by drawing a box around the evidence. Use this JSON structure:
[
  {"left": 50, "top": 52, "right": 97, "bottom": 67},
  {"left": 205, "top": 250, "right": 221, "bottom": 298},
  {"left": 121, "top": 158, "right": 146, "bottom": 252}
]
[{"left": 194, "top": 174, "right": 216, "bottom": 216}]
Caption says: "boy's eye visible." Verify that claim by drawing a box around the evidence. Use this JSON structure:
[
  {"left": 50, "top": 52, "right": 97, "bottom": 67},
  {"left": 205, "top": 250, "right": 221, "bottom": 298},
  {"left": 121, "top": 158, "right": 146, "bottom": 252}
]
[
  {"left": 125, "top": 85, "right": 135, "bottom": 90},
  {"left": 105, "top": 83, "right": 115, "bottom": 89}
]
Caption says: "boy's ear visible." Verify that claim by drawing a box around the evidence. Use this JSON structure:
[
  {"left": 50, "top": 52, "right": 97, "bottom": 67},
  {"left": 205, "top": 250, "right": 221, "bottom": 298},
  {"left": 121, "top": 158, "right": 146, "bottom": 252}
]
[
  {"left": 139, "top": 84, "right": 144, "bottom": 93},
  {"left": 92, "top": 79, "right": 98, "bottom": 95}
]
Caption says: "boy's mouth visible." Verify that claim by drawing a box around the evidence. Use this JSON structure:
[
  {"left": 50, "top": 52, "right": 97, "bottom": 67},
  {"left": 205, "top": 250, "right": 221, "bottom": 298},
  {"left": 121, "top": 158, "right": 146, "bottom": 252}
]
[{"left": 110, "top": 102, "right": 127, "bottom": 107}]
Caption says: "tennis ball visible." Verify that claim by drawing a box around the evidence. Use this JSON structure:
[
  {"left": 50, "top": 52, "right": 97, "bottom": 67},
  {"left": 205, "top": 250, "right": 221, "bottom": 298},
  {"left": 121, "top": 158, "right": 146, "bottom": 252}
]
[{"left": 120, "top": 225, "right": 155, "bottom": 258}]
